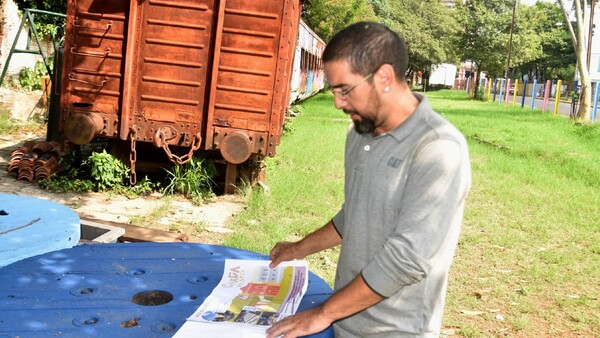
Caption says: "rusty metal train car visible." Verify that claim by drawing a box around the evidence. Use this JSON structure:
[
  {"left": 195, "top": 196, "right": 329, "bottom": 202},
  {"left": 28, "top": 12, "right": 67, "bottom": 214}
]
[{"left": 48, "top": 0, "right": 324, "bottom": 191}]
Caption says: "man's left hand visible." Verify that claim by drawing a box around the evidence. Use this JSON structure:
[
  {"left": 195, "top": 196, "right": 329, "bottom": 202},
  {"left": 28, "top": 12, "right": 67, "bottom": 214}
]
[{"left": 265, "top": 306, "right": 331, "bottom": 338}]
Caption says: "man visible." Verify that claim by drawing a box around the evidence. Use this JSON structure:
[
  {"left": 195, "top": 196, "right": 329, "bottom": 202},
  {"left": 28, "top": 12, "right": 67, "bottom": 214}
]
[{"left": 266, "top": 22, "right": 471, "bottom": 338}]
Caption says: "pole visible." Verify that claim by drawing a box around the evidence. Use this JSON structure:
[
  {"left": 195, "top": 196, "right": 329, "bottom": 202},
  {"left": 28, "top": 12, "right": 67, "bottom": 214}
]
[
  {"left": 554, "top": 80, "right": 563, "bottom": 116},
  {"left": 588, "top": 0, "right": 596, "bottom": 70},
  {"left": 466, "top": 76, "right": 470, "bottom": 95},
  {"left": 493, "top": 78, "right": 498, "bottom": 102},
  {"left": 521, "top": 79, "right": 527, "bottom": 108},
  {"left": 513, "top": 79, "right": 519, "bottom": 107},
  {"left": 593, "top": 81, "right": 599, "bottom": 122},
  {"left": 542, "top": 80, "right": 551, "bottom": 113},
  {"left": 531, "top": 79, "right": 538, "bottom": 110},
  {"left": 499, "top": 78, "right": 505, "bottom": 105},
  {"left": 505, "top": 0, "right": 517, "bottom": 79},
  {"left": 505, "top": 78, "right": 512, "bottom": 106}
]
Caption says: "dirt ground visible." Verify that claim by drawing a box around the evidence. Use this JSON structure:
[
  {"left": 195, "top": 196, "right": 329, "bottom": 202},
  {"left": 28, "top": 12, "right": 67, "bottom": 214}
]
[
  {"left": 0, "top": 86, "right": 246, "bottom": 243},
  {"left": 0, "top": 130, "right": 245, "bottom": 243}
]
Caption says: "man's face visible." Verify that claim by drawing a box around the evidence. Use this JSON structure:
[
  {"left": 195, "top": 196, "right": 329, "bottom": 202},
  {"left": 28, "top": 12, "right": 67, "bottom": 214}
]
[{"left": 325, "top": 61, "right": 381, "bottom": 135}]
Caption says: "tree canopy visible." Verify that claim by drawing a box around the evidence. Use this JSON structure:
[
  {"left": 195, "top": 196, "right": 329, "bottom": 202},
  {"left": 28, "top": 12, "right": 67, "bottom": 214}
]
[
  {"left": 388, "top": 0, "right": 460, "bottom": 78},
  {"left": 516, "top": 2, "right": 576, "bottom": 83},
  {"left": 303, "top": 0, "right": 460, "bottom": 80},
  {"left": 302, "top": 0, "right": 378, "bottom": 42},
  {"left": 454, "top": 0, "right": 546, "bottom": 79},
  {"left": 12, "top": 0, "right": 66, "bottom": 39}
]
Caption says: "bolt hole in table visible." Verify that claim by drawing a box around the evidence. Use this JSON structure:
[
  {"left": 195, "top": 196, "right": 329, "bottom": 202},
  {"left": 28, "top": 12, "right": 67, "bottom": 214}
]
[{"left": 0, "top": 241, "right": 334, "bottom": 337}]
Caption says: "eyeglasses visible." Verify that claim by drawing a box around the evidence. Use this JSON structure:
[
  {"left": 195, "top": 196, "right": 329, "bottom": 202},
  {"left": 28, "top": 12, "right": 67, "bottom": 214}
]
[{"left": 331, "top": 73, "right": 373, "bottom": 99}]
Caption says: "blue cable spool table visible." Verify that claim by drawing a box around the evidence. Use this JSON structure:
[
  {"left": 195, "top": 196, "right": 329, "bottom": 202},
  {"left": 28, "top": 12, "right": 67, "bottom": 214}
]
[
  {"left": 0, "top": 242, "right": 334, "bottom": 337},
  {"left": 0, "top": 193, "right": 80, "bottom": 268}
]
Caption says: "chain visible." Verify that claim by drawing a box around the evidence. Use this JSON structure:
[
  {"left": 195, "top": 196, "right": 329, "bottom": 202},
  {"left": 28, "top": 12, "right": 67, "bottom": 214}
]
[
  {"left": 158, "top": 131, "right": 202, "bottom": 165},
  {"left": 129, "top": 128, "right": 137, "bottom": 185},
  {"left": 129, "top": 128, "right": 201, "bottom": 184}
]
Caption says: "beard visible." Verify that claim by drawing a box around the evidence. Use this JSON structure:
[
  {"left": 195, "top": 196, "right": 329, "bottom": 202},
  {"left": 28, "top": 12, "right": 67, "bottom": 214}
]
[
  {"left": 349, "top": 86, "right": 381, "bottom": 135},
  {"left": 353, "top": 118, "right": 376, "bottom": 134}
]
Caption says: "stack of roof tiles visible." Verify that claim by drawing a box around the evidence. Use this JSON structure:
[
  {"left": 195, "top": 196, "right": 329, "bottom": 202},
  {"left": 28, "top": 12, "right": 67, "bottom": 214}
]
[{"left": 8, "top": 141, "right": 64, "bottom": 181}]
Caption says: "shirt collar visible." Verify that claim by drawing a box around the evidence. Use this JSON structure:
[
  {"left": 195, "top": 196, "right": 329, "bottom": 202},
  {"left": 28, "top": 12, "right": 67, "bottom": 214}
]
[{"left": 384, "top": 92, "right": 430, "bottom": 143}]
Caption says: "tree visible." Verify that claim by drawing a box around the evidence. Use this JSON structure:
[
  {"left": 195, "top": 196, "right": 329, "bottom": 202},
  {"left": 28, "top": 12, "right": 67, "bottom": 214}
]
[
  {"left": 302, "top": 0, "right": 377, "bottom": 42},
  {"left": 456, "top": 0, "right": 513, "bottom": 98},
  {"left": 386, "top": 0, "right": 460, "bottom": 82},
  {"left": 557, "top": 0, "right": 593, "bottom": 122},
  {"left": 456, "top": 0, "right": 543, "bottom": 99},
  {"left": 508, "top": 3, "right": 544, "bottom": 71},
  {"left": 13, "top": 0, "right": 66, "bottom": 39},
  {"left": 516, "top": 2, "right": 576, "bottom": 83},
  {"left": 302, "top": 0, "right": 459, "bottom": 81},
  {"left": 13, "top": 0, "right": 65, "bottom": 12}
]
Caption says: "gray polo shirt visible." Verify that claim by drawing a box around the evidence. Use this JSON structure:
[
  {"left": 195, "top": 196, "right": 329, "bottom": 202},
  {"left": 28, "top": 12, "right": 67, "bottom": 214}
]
[{"left": 332, "top": 93, "right": 471, "bottom": 337}]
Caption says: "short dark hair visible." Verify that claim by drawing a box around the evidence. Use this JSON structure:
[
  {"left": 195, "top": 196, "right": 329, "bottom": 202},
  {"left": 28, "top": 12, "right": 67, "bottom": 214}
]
[{"left": 322, "top": 22, "right": 408, "bottom": 82}]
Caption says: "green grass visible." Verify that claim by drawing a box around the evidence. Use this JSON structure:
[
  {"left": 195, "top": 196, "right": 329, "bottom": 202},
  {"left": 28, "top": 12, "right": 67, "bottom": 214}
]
[
  {"left": 225, "top": 94, "right": 346, "bottom": 282},
  {"left": 429, "top": 91, "right": 600, "bottom": 337},
  {"left": 225, "top": 90, "right": 599, "bottom": 337}
]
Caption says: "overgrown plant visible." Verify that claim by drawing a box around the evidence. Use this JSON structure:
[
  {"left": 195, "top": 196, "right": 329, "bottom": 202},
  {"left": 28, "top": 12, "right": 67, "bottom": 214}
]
[
  {"left": 121, "top": 176, "right": 156, "bottom": 197},
  {"left": 86, "top": 149, "right": 129, "bottom": 191},
  {"left": 40, "top": 147, "right": 154, "bottom": 195},
  {"left": 162, "top": 157, "right": 216, "bottom": 204},
  {"left": 17, "top": 61, "right": 49, "bottom": 91}
]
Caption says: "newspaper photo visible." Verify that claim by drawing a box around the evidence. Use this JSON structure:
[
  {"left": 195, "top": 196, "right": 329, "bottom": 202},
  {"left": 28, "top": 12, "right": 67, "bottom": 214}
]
[{"left": 173, "top": 259, "right": 308, "bottom": 337}]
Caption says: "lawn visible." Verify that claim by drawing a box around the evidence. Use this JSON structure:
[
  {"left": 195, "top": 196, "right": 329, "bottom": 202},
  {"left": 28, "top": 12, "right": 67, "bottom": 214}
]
[{"left": 225, "top": 90, "right": 600, "bottom": 337}]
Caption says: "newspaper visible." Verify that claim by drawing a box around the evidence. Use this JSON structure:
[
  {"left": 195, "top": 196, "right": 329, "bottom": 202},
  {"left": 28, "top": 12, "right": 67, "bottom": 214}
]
[{"left": 173, "top": 259, "right": 308, "bottom": 338}]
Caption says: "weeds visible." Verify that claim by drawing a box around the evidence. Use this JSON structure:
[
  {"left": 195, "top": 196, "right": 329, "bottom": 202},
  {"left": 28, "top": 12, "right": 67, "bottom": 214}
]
[
  {"left": 38, "top": 144, "right": 217, "bottom": 203},
  {"left": 162, "top": 157, "right": 217, "bottom": 204},
  {"left": 86, "top": 150, "right": 129, "bottom": 191},
  {"left": 39, "top": 147, "right": 155, "bottom": 195},
  {"left": 15, "top": 61, "right": 50, "bottom": 91}
]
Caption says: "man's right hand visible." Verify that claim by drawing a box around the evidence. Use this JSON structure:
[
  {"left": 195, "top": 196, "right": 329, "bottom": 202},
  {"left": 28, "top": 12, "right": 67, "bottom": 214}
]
[{"left": 269, "top": 241, "right": 301, "bottom": 268}]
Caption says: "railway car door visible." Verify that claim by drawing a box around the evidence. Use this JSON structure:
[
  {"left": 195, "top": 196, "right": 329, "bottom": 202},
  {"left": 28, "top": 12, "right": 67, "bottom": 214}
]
[
  {"left": 60, "top": 0, "right": 130, "bottom": 145},
  {"left": 205, "top": 0, "right": 300, "bottom": 165},
  {"left": 120, "top": 0, "right": 216, "bottom": 153}
]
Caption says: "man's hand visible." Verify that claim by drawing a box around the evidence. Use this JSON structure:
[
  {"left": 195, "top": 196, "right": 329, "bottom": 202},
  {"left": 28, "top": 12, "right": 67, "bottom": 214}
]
[
  {"left": 265, "top": 307, "right": 331, "bottom": 338},
  {"left": 266, "top": 273, "right": 384, "bottom": 337},
  {"left": 269, "top": 241, "right": 301, "bottom": 268},
  {"left": 269, "top": 221, "right": 342, "bottom": 269}
]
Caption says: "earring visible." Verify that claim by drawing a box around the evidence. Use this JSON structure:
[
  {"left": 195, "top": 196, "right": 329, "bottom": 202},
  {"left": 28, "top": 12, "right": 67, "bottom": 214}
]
[{"left": 384, "top": 86, "right": 390, "bottom": 92}]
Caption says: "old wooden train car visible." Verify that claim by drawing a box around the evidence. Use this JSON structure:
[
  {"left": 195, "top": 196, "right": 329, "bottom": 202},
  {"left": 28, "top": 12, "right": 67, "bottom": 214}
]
[
  {"left": 51, "top": 0, "right": 317, "bottom": 191},
  {"left": 289, "top": 20, "right": 325, "bottom": 103}
]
